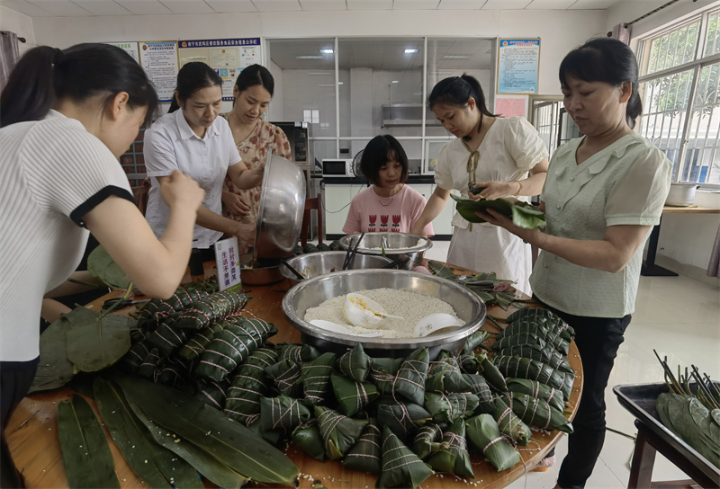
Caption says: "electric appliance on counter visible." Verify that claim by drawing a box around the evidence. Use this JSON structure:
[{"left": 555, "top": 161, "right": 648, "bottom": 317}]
[
  {"left": 322, "top": 158, "right": 354, "bottom": 178},
  {"left": 270, "top": 121, "right": 309, "bottom": 165}
]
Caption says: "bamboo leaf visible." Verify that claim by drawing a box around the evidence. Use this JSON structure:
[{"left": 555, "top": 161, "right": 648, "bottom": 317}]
[
  {"left": 93, "top": 377, "right": 202, "bottom": 489},
  {"left": 428, "top": 261, "right": 458, "bottom": 281},
  {"left": 113, "top": 374, "right": 298, "bottom": 484},
  {"left": 450, "top": 194, "right": 546, "bottom": 229},
  {"left": 65, "top": 306, "right": 133, "bottom": 372},
  {"left": 29, "top": 316, "right": 75, "bottom": 393},
  {"left": 57, "top": 394, "right": 120, "bottom": 489},
  {"left": 88, "top": 244, "right": 131, "bottom": 289}
]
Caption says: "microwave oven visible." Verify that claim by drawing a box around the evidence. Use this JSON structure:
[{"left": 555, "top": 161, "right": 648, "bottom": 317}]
[{"left": 322, "top": 158, "right": 354, "bottom": 177}]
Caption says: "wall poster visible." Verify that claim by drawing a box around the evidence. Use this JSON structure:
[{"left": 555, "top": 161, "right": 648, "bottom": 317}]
[
  {"left": 178, "top": 38, "right": 262, "bottom": 101},
  {"left": 139, "top": 41, "right": 179, "bottom": 103},
  {"left": 107, "top": 42, "right": 140, "bottom": 63},
  {"left": 495, "top": 95, "right": 529, "bottom": 119},
  {"left": 497, "top": 39, "right": 540, "bottom": 95}
]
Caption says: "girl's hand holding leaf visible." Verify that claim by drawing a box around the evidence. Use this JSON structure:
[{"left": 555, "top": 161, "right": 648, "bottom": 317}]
[
  {"left": 477, "top": 207, "right": 544, "bottom": 246},
  {"left": 475, "top": 180, "right": 520, "bottom": 200}
]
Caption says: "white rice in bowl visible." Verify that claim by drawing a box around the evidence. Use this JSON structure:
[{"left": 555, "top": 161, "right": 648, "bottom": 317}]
[{"left": 303, "top": 287, "right": 461, "bottom": 339}]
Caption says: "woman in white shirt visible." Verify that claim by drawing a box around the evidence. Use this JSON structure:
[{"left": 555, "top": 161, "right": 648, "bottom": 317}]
[
  {"left": 0, "top": 43, "right": 203, "bottom": 486},
  {"left": 410, "top": 75, "right": 549, "bottom": 294},
  {"left": 144, "top": 62, "right": 263, "bottom": 257},
  {"left": 479, "top": 38, "right": 671, "bottom": 488}
]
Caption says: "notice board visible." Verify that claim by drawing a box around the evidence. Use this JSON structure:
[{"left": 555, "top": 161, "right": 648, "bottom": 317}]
[
  {"left": 139, "top": 41, "right": 180, "bottom": 103},
  {"left": 497, "top": 39, "right": 540, "bottom": 95}
]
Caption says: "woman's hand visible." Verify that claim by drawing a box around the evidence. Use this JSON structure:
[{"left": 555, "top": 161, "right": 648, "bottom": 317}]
[
  {"left": 160, "top": 170, "right": 205, "bottom": 211},
  {"left": 222, "top": 190, "right": 251, "bottom": 217},
  {"left": 476, "top": 208, "right": 544, "bottom": 246},
  {"left": 232, "top": 221, "right": 256, "bottom": 253},
  {"left": 250, "top": 161, "right": 265, "bottom": 186},
  {"left": 470, "top": 181, "right": 521, "bottom": 201}
]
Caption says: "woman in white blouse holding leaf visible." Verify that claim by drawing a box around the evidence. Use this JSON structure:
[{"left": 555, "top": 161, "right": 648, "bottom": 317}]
[{"left": 410, "top": 75, "right": 549, "bottom": 294}]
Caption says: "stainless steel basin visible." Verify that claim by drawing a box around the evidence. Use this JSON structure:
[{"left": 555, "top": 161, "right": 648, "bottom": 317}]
[
  {"left": 339, "top": 232, "right": 432, "bottom": 270},
  {"left": 280, "top": 251, "right": 395, "bottom": 287}
]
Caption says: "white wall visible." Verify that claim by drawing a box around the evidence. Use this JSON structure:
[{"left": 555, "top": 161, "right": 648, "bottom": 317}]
[
  {"left": 267, "top": 59, "right": 284, "bottom": 122},
  {"left": 0, "top": 4, "right": 36, "bottom": 56}
]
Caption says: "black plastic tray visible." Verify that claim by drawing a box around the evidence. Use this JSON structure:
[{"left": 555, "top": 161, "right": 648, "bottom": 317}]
[{"left": 613, "top": 382, "right": 720, "bottom": 486}]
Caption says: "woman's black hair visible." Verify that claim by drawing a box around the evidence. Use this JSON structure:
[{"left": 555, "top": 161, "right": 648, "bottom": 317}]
[
  {"left": 428, "top": 74, "right": 497, "bottom": 118},
  {"left": 235, "top": 64, "right": 274, "bottom": 97},
  {"left": 0, "top": 43, "right": 158, "bottom": 128},
  {"left": 168, "top": 62, "right": 223, "bottom": 113},
  {"left": 360, "top": 135, "right": 409, "bottom": 186},
  {"left": 559, "top": 37, "right": 642, "bottom": 128}
]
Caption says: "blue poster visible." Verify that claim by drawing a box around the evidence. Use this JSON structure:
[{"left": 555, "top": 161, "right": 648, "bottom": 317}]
[{"left": 497, "top": 39, "right": 540, "bottom": 94}]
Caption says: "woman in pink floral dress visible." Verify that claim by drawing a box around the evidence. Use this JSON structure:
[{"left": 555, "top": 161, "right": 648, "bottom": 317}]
[{"left": 221, "top": 65, "right": 291, "bottom": 225}]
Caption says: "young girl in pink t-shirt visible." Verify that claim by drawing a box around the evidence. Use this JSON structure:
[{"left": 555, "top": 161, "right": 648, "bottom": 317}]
[{"left": 342, "top": 135, "right": 434, "bottom": 237}]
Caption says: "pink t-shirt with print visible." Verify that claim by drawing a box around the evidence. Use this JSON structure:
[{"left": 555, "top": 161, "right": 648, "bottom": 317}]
[{"left": 342, "top": 185, "right": 434, "bottom": 236}]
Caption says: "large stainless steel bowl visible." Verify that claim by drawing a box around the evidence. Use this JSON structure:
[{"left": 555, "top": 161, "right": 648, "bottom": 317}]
[
  {"left": 339, "top": 232, "right": 432, "bottom": 270},
  {"left": 254, "top": 149, "right": 306, "bottom": 262},
  {"left": 280, "top": 251, "right": 395, "bottom": 287},
  {"left": 282, "top": 269, "right": 486, "bottom": 359}
]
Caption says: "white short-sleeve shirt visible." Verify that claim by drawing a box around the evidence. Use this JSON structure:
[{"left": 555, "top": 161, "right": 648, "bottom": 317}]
[
  {"left": 0, "top": 110, "right": 133, "bottom": 361},
  {"left": 434, "top": 117, "right": 548, "bottom": 229},
  {"left": 144, "top": 109, "right": 241, "bottom": 249}
]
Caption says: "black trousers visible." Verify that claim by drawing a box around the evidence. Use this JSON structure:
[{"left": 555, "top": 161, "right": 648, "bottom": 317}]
[
  {"left": 536, "top": 298, "right": 631, "bottom": 489},
  {"left": 1, "top": 358, "right": 39, "bottom": 488}
]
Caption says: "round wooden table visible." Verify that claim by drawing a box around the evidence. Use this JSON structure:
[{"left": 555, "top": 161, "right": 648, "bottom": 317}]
[{"left": 7, "top": 260, "right": 583, "bottom": 489}]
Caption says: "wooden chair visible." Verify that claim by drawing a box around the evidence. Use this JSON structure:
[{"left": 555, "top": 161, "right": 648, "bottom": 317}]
[
  {"left": 301, "top": 193, "right": 323, "bottom": 247},
  {"left": 131, "top": 178, "right": 151, "bottom": 216}
]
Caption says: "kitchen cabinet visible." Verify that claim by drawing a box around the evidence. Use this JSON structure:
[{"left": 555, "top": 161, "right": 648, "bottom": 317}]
[{"left": 406, "top": 183, "right": 456, "bottom": 236}]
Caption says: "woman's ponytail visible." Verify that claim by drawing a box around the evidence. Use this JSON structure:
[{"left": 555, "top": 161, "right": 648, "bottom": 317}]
[
  {"left": 0, "top": 46, "right": 59, "bottom": 127},
  {"left": 626, "top": 81, "right": 643, "bottom": 129},
  {"left": 428, "top": 73, "right": 497, "bottom": 118}
]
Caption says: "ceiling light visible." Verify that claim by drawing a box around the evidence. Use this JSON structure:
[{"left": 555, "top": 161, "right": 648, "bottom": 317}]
[
  {"left": 338, "top": 82, "right": 344, "bottom": 85},
  {"left": 322, "top": 49, "right": 334, "bottom": 54},
  {"left": 405, "top": 48, "right": 418, "bottom": 54},
  {"left": 309, "top": 72, "right": 332, "bottom": 75},
  {"left": 443, "top": 55, "right": 470, "bottom": 59},
  {"left": 392, "top": 80, "right": 399, "bottom": 83},
  {"left": 296, "top": 56, "right": 324, "bottom": 59}
]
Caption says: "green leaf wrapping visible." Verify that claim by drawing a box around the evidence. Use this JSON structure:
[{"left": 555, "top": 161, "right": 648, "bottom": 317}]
[
  {"left": 278, "top": 343, "right": 320, "bottom": 364},
  {"left": 337, "top": 343, "right": 371, "bottom": 382},
  {"left": 370, "top": 357, "right": 405, "bottom": 396},
  {"left": 506, "top": 308, "right": 574, "bottom": 337},
  {"left": 177, "top": 322, "right": 226, "bottom": 368},
  {"left": 260, "top": 395, "right": 312, "bottom": 432},
  {"left": 195, "top": 317, "right": 278, "bottom": 382},
  {"left": 65, "top": 306, "right": 133, "bottom": 372},
  {"left": 331, "top": 374, "right": 380, "bottom": 417},
  {"left": 147, "top": 322, "right": 188, "bottom": 357},
  {"left": 424, "top": 392, "right": 480, "bottom": 423},
  {"left": 491, "top": 331, "right": 570, "bottom": 356},
  {"left": 499, "top": 317, "right": 574, "bottom": 342},
  {"left": 119, "top": 340, "right": 152, "bottom": 374},
  {"left": 265, "top": 359, "right": 303, "bottom": 398},
  {"left": 461, "top": 374, "right": 496, "bottom": 414},
  {"left": 30, "top": 315, "right": 75, "bottom": 393},
  {"left": 427, "top": 418, "right": 474, "bottom": 479},
  {"left": 426, "top": 350, "right": 473, "bottom": 393},
  {"left": 478, "top": 352, "right": 508, "bottom": 392},
  {"left": 225, "top": 346, "right": 279, "bottom": 425},
  {"left": 343, "top": 421, "right": 382, "bottom": 475},
  {"left": 114, "top": 374, "right": 299, "bottom": 484},
  {"left": 300, "top": 352, "right": 336, "bottom": 406},
  {"left": 136, "top": 348, "right": 161, "bottom": 380},
  {"left": 376, "top": 425, "right": 434, "bottom": 489},
  {"left": 88, "top": 244, "right": 131, "bottom": 289},
  {"left": 506, "top": 378, "right": 565, "bottom": 412},
  {"left": 191, "top": 378, "right": 230, "bottom": 410},
  {"left": 492, "top": 397, "right": 532, "bottom": 446},
  {"left": 136, "top": 289, "right": 208, "bottom": 332},
  {"left": 494, "top": 355, "right": 575, "bottom": 401},
  {"left": 466, "top": 414, "right": 520, "bottom": 472},
  {"left": 412, "top": 423, "right": 447, "bottom": 460},
  {"left": 57, "top": 394, "right": 121, "bottom": 489},
  {"left": 497, "top": 344, "right": 573, "bottom": 374},
  {"left": 450, "top": 194, "right": 546, "bottom": 229},
  {"left": 292, "top": 420, "right": 327, "bottom": 462},
  {"left": 93, "top": 377, "right": 202, "bottom": 489},
  {"left": 502, "top": 392, "right": 573, "bottom": 433},
  {"left": 377, "top": 401, "right": 432, "bottom": 441},
  {"left": 246, "top": 416, "right": 288, "bottom": 447},
  {"left": 428, "top": 260, "right": 459, "bottom": 281},
  {"left": 315, "top": 406, "right": 369, "bottom": 460},
  {"left": 157, "top": 356, "right": 192, "bottom": 388},
  {"left": 174, "top": 291, "right": 249, "bottom": 331},
  {"left": 394, "top": 347, "right": 430, "bottom": 405},
  {"left": 462, "top": 331, "right": 488, "bottom": 354}
]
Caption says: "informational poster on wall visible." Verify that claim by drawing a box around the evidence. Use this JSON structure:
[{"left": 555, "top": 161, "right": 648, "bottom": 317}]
[
  {"left": 495, "top": 95, "right": 529, "bottom": 119},
  {"left": 497, "top": 39, "right": 540, "bottom": 94},
  {"left": 178, "top": 38, "right": 261, "bottom": 101},
  {"left": 139, "top": 41, "right": 179, "bottom": 103},
  {"left": 107, "top": 42, "right": 140, "bottom": 63}
]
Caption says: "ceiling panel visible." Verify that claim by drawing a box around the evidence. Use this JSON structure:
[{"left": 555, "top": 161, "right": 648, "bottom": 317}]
[
  {"left": 346, "top": 0, "right": 391, "bottom": 9},
  {"left": 299, "top": 0, "right": 346, "bottom": 10},
  {"left": 0, "top": 0, "right": 54, "bottom": 15},
  {"left": 159, "top": 0, "right": 214, "bottom": 12},
  {"left": 392, "top": 0, "right": 439, "bottom": 9},
  {"left": 70, "top": 0, "right": 132, "bottom": 14},
  {"left": 437, "top": 0, "right": 487, "bottom": 9},
  {"left": 482, "top": 0, "right": 531, "bottom": 8},
  {"left": 526, "top": 0, "right": 576, "bottom": 8},
  {"left": 251, "top": 0, "right": 301, "bottom": 10},
  {"left": 29, "top": 0, "right": 92, "bottom": 15},
  {"left": 205, "top": 0, "right": 257, "bottom": 12},
  {"left": 114, "top": 0, "right": 173, "bottom": 13},
  {"left": 568, "top": 0, "right": 619, "bottom": 8}
]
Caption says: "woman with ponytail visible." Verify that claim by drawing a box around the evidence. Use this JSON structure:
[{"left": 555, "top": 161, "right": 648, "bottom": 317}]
[
  {"left": 0, "top": 44, "right": 204, "bottom": 486},
  {"left": 410, "top": 74, "right": 549, "bottom": 294},
  {"left": 144, "top": 62, "right": 264, "bottom": 257},
  {"left": 478, "top": 38, "right": 671, "bottom": 488}
]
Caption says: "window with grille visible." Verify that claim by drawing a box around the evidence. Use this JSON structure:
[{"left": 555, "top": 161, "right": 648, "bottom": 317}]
[{"left": 638, "top": 9, "right": 720, "bottom": 186}]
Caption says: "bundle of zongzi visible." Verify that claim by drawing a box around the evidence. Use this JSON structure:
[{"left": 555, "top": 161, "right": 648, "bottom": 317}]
[
  {"left": 343, "top": 421, "right": 382, "bottom": 475},
  {"left": 427, "top": 418, "right": 474, "bottom": 479},
  {"left": 426, "top": 350, "right": 472, "bottom": 393},
  {"left": 331, "top": 374, "right": 380, "bottom": 417},
  {"left": 412, "top": 423, "right": 446, "bottom": 459},
  {"left": 425, "top": 392, "right": 479, "bottom": 423},
  {"left": 224, "top": 346, "right": 278, "bottom": 425},
  {"left": 300, "top": 352, "right": 336, "bottom": 406},
  {"left": 492, "top": 397, "right": 532, "bottom": 446},
  {"left": 494, "top": 356, "right": 574, "bottom": 401},
  {"left": 315, "top": 406, "right": 369, "bottom": 460},
  {"left": 498, "top": 317, "right": 574, "bottom": 342},
  {"left": 278, "top": 343, "right": 320, "bottom": 364},
  {"left": 466, "top": 414, "right": 520, "bottom": 471},
  {"left": 502, "top": 392, "right": 573, "bottom": 433},
  {"left": 376, "top": 426, "right": 433, "bottom": 489},
  {"left": 491, "top": 331, "right": 569, "bottom": 356},
  {"left": 377, "top": 400, "right": 432, "bottom": 441},
  {"left": 461, "top": 374, "right": 495, "bottom": 414},
  {"left": 260, "top": 395, "right": 311, "bottom": 431},
  {"left": 394, "top": 348, "right": 430, "bottom": 405},
  {"left": 292, "top": 420, "right": 326, "bottom": 462},
  {"left": 477, "top": 352, "right": 507, "bottom": 392},
  {"left": 506, "top": 378, "right": 565, "bottom": 412},
  {"left": 337, "top": 343, "right": 370, "bottom": 382},
  {"left": 496, "top": 344, "right": 573, "bottom": 374},
  {"left": 174, "top": 290, "right": 248, "bottom": 330},
  {"left": 369, "top": 357, "right": 405, "bottom": 396},
  {"left": 265, "top": 358, "right": 303, "bottom": 398}
]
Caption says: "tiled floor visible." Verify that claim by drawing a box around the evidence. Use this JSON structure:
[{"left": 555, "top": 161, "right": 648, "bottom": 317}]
[{"left": 427, "top": 240, "right": 720, "bottom": 488}]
